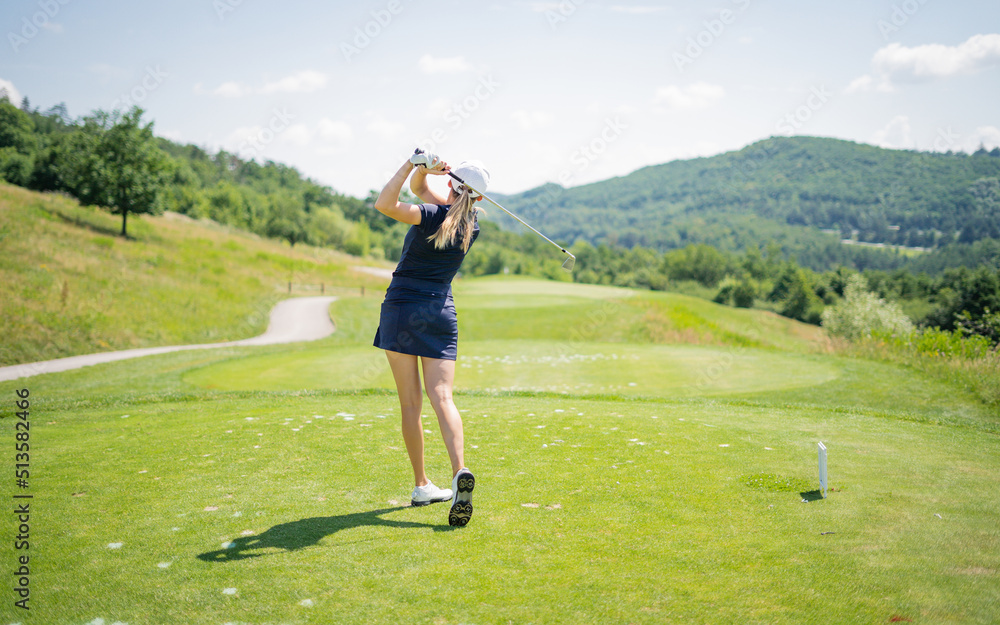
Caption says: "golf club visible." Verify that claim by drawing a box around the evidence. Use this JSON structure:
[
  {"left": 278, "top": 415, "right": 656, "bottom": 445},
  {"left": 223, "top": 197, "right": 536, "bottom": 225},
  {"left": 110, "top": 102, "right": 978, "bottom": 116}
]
[{"left": 413, "top": 149, "right": 576, "bottom": 271}]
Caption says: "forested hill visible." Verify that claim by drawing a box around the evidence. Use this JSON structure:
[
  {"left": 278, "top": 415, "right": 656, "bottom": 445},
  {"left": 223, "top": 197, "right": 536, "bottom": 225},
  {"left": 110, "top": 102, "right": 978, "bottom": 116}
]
[
  {"left": 495, "top": 136, "right": 1000, "bottom": 270},
  {"left": 4, "top": 96, "right": 999, "bottom": 275}
]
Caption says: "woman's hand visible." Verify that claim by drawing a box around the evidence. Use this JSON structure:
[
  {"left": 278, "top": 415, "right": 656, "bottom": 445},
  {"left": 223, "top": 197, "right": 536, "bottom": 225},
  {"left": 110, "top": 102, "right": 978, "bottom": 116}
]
[
  {"left": 409, "top": 151, "right": 450, "bottom": 175},
  {"left": 410, "top": 159, "right": 451, "bottom": 205},
  {"left": 423, "top": 159, "right": 451, "bottom": 175}
]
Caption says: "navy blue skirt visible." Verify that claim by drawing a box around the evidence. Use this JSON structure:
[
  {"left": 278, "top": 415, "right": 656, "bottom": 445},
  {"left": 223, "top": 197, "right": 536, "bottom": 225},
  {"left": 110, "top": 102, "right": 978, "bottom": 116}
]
[{"left": 373, "top": 276, "right": 458, "bottom": 360}]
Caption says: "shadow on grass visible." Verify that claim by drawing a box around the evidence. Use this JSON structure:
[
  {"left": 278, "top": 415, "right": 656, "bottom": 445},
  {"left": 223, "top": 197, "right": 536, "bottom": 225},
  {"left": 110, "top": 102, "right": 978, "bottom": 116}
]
[
  {"left": 799, "top": 490, "right": 825, "bottom": 502},
  {"left": 37, "top": 201, "right": 129, "bottom": 239},
  {"left": 196, "top": 506, "right": 457, "bottom": 562}
]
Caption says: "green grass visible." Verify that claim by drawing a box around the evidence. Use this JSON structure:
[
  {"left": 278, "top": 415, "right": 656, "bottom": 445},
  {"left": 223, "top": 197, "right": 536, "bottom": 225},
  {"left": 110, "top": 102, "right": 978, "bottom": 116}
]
[
  {"left": 4, "top": 375, "right": 998, "bottom": 624},
  {"left": 0, "top": 183, "right": 386, "bottom": 366},
  {"left": 1, "top": 198, "right": 998, "bottom": 623},
  {"left": 183, "top": 340, "right": 840, "bottom": 398}
]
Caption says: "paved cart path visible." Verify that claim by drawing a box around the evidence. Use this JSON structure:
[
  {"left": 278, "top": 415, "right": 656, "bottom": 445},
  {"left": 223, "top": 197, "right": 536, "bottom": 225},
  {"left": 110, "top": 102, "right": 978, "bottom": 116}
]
[
  {"left": 0, "top": 296, "right": 338, "bottom": 382},
  {"left": 352, "top": 266, "right": 394, "bottom": 280}
]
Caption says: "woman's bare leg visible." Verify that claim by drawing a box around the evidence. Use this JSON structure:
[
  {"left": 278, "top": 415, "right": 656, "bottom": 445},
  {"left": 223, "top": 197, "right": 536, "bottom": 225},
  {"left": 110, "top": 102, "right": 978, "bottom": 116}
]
[
  {"left": 385, "top": 350, "right": 428, "bottom": 487},
  {"left": 421, "top": 356, "right": 465, "bottom": 476}
]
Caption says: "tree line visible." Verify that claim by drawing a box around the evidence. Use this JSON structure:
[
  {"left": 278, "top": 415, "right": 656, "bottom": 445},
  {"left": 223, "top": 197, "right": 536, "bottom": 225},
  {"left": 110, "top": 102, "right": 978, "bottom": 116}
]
[{"left": 0, "top": 97, "right": 386, "bottom": 253}]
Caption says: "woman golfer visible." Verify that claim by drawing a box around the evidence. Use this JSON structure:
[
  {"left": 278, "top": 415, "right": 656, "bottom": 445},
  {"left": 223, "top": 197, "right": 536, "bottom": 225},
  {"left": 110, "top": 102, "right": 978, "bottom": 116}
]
[{"left": 373, "top": 151, "right": 486, "bottom": 527}]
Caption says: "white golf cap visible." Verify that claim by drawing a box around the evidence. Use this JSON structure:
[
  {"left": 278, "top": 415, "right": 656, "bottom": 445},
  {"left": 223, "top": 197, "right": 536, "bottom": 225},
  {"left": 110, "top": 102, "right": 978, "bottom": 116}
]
[{"left": 452, "top": 160, "right": 490, "bottom": 198}]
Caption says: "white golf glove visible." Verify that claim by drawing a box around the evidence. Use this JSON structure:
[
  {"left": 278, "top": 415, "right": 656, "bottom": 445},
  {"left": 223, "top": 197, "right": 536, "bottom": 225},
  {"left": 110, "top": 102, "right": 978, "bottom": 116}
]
[{"left": 410, "top": 151, "right": 441, "bottom": 168}]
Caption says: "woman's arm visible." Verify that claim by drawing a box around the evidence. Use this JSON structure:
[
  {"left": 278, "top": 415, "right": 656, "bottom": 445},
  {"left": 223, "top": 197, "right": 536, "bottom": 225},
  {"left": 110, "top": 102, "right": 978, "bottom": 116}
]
[
  {"left": 374, "top": 160, "right": 423, "bottom": 225},
  {"left": 410, "top": 165, "right": 451, "bottom": 205}
]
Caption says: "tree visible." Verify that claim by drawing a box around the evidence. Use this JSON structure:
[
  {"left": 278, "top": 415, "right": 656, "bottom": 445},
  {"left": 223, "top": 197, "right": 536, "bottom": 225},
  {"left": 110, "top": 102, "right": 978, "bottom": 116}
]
[
  {"left": 925, "top": 267, "right": 1000, "bottom": 331},
  {"left": 65, "top": 107, "right": 171, "bottom": 237},
  {"left": 265, "top": 191, "right": 307, "bottom": 247},
  {"left": 662, "top": 244, "right": 731, "bottom": 287},
  {"left": 714, "top": 275, "right": 757, "bottom": 308},
  {"left": 0, "top": 99, "right": 37, "bottom": 186},
  {"left": 778, "top": 268, "right": 824, "bottom": 323}
]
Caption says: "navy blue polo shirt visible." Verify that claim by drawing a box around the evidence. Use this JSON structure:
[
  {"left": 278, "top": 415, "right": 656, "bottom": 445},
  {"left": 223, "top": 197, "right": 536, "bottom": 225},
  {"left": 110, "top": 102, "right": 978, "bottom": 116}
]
[{"left": 392, "top": 203, "right": 480, "bottom": 284}]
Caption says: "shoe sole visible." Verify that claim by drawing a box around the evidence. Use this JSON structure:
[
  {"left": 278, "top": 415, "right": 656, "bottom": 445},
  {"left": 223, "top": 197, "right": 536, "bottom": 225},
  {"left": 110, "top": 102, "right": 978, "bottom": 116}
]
[
  {"left": 410, "top": 496, "right": 450, "bottom": 508},
  {"left": 448, "top": 471, "right": 475, "bottom": 527}
]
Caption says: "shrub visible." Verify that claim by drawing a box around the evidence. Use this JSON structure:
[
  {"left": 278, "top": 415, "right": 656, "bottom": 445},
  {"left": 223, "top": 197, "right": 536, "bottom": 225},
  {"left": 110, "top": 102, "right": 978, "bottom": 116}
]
[
  {"left": 955, "top": 308, "right": 1000, "bottom": 347},
  {"left": 714, "top": 275, "right": 757, "bottom": 308},
  {"left": 821, "top": 275, "right": 914, "bottom": 340}
]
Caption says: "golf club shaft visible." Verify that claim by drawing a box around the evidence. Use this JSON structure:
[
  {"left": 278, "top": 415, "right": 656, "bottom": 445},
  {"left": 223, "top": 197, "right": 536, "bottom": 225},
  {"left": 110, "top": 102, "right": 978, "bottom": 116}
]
[
  {"left": 446, "top": 171, "right": 573, "bottom": 258},
  {"left": 413, "top": 148, "right": 575, "bottom": 262}
]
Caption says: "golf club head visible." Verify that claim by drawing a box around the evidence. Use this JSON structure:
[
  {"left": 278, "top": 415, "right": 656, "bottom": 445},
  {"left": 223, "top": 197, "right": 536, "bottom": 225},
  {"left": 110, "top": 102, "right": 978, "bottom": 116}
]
[{"left": 561, "top": 255, "right": 575, "bottom": 272}]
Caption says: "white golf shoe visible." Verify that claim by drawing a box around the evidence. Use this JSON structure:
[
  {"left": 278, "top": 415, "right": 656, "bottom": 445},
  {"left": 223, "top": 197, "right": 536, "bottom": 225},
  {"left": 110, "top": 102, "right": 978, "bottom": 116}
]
[
  {"left": 448, "top": 468, "right": 475, "bottom": 527},
  {"left": 410, "top": 481, "right": 453, "bottom": 507}
]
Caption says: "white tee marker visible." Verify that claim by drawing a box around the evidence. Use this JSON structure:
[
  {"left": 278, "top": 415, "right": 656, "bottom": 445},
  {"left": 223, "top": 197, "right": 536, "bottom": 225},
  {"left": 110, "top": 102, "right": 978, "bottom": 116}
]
[{"left": 818, "top": 442, "right": 828, "bottom": 498}]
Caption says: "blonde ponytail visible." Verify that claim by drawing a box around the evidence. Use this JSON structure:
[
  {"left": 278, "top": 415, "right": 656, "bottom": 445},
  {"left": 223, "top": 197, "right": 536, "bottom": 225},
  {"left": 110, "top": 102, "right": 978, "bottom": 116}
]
[{"left": 428, "top": 186, "right": 481, "bottom": 252}]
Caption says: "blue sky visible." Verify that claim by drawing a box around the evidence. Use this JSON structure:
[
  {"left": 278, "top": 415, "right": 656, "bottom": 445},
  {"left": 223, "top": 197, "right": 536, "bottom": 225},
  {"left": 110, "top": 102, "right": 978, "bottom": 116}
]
[{"left": 3, "top": 0, "right": 999, "bottom": 197}]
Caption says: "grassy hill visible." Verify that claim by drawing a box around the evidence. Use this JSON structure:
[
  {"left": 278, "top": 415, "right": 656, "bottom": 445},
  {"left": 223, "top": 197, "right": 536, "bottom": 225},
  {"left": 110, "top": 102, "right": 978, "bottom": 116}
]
[
  {"left": 0, "top": 182, "right": 389, "bottom": 366},
  {"left": 494, "top": 136, "right": 1000, "bottom": 271}
]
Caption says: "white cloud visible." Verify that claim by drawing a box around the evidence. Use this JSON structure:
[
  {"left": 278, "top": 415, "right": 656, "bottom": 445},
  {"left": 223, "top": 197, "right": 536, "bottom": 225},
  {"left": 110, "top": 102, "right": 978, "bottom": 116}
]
[
  {"left": 845, "top": 74, "right": 876, "bottom": 94},
  {"left": 318, "top": 119, "right": 353, "bottom": 146},
  {"left": 872, "top": 115, "right": 914, "bottom": 149},
  {"left": 418, "top": 54, "right": 472, "bottom": 74},
  {"left": 260, "top": 70, "right": 328, "bottom": 94},
  {"left": 222, "top": 125, "right": 263, "bottom": 153},
  {"left": 510, "top": 109, "right": 553, "bottom": 130},
  {"left": 0, "top": 78, "right": 22, "bottom": 104},
  {"left": 213, "top": 81, "right": 250, "bottom": 98},
  {"left": 876, "top": 34, "right": 1000, "bottom": 79},
  {"left": 40, "top": 22, "right": 64, "bottom": 33},
  {"left": 654, "top": 83, "right": 725, "bottom": 110},
  {"left": 845, "top": 74, "right": 894, "bottom": 94},
  {"left": 205, "top": 70, "right": 328, "bottom": 98},
  {"left": 851, "top": 33, "right": 1000, "bottom": 92}
]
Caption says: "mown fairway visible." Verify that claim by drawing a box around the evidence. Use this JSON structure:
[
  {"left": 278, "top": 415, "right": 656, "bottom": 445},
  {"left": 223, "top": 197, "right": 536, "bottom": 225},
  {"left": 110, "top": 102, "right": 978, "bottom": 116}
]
[{"left": 2, "top": 276, "right": 998, "bottom": 624}]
